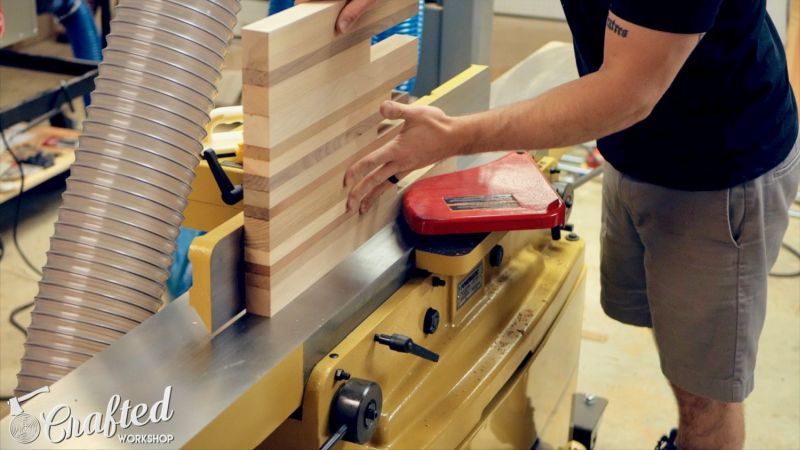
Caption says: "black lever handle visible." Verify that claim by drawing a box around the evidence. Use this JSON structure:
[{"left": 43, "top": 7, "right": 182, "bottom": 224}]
[
  {"left": 374, "top": 333, "right": 439, "bottom": 362},
  {"left": 201, "top": 148, "right": 243, "bottom": 205},
  {"left": 319, "top": 424, "right": 348, "bottom": 450}
]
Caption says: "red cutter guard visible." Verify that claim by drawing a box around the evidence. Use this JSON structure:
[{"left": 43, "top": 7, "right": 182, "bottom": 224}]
[{"left": 403, "top": 152, "right": 566, "bottom": 235}]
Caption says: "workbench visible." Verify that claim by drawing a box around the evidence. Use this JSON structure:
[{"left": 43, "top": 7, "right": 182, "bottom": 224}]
[{"left": 0, "top": 126, "right": 77, "bottom": 205}]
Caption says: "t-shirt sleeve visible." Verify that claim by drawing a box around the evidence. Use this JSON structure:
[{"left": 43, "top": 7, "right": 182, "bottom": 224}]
[{"left": 610, "top": 0, "right": 723, "bottom": 34}]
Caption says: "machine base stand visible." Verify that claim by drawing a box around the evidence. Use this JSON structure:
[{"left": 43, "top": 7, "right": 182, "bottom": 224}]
[{"left": 571, "top": 393, "right": 608, "bottom": 450}]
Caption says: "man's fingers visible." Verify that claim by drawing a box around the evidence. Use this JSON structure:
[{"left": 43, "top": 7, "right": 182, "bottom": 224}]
[
  {"left": 359, "top": 181, "right": 394, "bottom": 214},
  {"left": 343, "top": 154, "right": 379, "bottom": 190},
  {"left": 347, "top": 162, "right": 399, "bottom": 212},
  {"left": 293, "top": 0, "right": 374, "bottom": 33},
  {"left": 337, "top": 0, "right": 375, "bottom": 33},
  {"left": 380, "top": 101, "right": 421, "bottom": 121},
  {"left": 343, "top": 140, "right": 396, "bottom": 189},
  {"left": 360, "top": 170, "right": 411, "bottom": 213}
]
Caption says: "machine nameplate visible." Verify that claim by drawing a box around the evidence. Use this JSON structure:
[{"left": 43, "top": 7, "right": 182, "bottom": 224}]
[{"left": 458, "top": 262, "right": 484, "bottom": 309}]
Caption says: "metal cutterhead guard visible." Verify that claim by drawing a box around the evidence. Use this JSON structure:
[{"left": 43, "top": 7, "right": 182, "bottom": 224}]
[{"left": 403, "top": 152, "right": 566, "bottom": 235}]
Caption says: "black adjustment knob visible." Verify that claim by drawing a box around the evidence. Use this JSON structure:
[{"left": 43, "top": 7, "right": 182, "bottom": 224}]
[
  {"left": 202, "top": 148, "right": 243, "bottom": 205},
  {"left": 374, "top": 333, "right": 439, "bottom": 362},
  {"left": 334, "top": 369, "right": 351, "bottom": 381},
  {"left": 320, "top": 379, "right": 383, "bottom": 450},
  {"left": 423, "top": 308, "right": 440, "bottom": 334},
  {"left": 432, "top": 277, "right": 446, "bottom": 287},
  {"left": 489, "top": 245, "right": 504, "bottom": 267}
]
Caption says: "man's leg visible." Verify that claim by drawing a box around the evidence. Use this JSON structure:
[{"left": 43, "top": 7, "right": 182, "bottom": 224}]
[
  {"left": 633, "top": 139, "right": 799, "bottom": 448},
  {"left": 601, "top": 142, "right": 799, "bottom": 446},
  {"left": 671, "top": 382, "right": 744, "bottom": 450}
]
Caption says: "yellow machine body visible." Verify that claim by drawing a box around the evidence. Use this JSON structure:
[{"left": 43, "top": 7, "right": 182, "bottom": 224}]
[
  {"left": 183, "top": 143, "right": 586, "bottom": 450},
  {"left": 261, "top": 229, "right": 585, "bottom": 449}
]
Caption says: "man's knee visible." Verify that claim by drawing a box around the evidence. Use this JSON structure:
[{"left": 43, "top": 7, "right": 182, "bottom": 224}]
[
  {"left": 671, "top": 383, "right": 744, "bottom": 450},
  {"left": 672, "top": 382, "right": 741, "bottom": 417},
  {"left": 674, "top": 383, "right": 716, "bottom": 410}
]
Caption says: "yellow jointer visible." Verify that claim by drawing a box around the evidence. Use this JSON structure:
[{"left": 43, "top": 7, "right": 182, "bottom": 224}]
[
  {"left": 184, "top": 67, "right": 586, "bottom": 449},
  {"left": 185, "top": 206, "right": 584, "bottom": 450},
  {"left": 0, "top": 67, "right": 585, "bottom": 450}
]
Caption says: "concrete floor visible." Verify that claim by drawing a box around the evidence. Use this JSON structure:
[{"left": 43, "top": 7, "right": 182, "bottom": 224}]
[{"left": 1, "top": 13, "right": 799, "bottom": 450}]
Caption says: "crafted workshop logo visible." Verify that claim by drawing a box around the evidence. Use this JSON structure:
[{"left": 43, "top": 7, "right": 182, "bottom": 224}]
[
  {"left": 6, "top": 386, "right": 175, "bottom": 445},
  {"left": 8, "top": 387, "right": 49, "bottom": 444}
]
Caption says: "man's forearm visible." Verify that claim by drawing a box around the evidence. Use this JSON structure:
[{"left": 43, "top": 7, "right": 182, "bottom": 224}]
[{"left": 452, "top": 68, "right": 654, "bottom": 155}]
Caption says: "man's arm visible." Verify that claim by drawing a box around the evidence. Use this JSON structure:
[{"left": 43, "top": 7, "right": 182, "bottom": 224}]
[
  {"left": 465, "top": 14, "right": 701, "bottom": 152},
  {"left": 345, "top": 13, "right": 703, "bottom": 213}
]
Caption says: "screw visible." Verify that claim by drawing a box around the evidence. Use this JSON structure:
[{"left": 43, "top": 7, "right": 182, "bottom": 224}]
[
  {"left": 585, "top": 394, "right": 596, "bottom": 405},
  {"left": 432, "top": 277, "right": 446, "bottom": 287},
  {"left": 329, "top": 353, "right": 339, "bottom": 359},
  {"left": 364, "top": 400, "right": 380, "bottom": 427},
  {"left": 567, "top": 233, "right": 580, "bottom": 241},
  {"left": 365, "top": 403, "right": 379, "bottom": 421},
  {"left": 334, "top": 369, "right": 351, "bottom": 381}
]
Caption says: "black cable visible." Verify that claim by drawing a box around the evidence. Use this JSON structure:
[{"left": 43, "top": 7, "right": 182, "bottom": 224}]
[
  {"left": 0, "top": 128, "right": 44, "bottom": 277},
  {"left": 770, "top": 242, "right": 800, "bottom": 278},
  {"left": 1, "top": 128, "right": 42, "bottom": 401},
  {"left": 1, "top": 128, "right": 38, "bottom": 342},
  {"left": 9, "top": 302, "right": 33, "bottom": 337}
]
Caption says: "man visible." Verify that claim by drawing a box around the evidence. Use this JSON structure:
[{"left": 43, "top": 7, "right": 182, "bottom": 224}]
[{"left": 312, "top": 0, "right": 799, "bottom": 448}]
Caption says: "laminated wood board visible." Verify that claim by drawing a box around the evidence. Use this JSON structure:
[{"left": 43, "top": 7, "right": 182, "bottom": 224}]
[{"left": 242, "top": 0, "right": 489, "bottom": 316}]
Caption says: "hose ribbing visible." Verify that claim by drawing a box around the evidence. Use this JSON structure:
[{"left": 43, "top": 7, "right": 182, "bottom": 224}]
[{"left": 16, "top": 0, "right": 241, "bottom": 395}]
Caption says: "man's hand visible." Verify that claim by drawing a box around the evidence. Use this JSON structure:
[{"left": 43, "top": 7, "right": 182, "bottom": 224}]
[
  {"left": 344, "top": 101, "right": 466, "bottom": 213},
  {"left": 296, "top": 0, "right": 376, "bottom": 33}
]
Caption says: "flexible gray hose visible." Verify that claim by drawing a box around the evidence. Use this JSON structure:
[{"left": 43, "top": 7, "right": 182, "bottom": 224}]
[{"left": 16, "top": 0, "right": 241, "bottom": 395}]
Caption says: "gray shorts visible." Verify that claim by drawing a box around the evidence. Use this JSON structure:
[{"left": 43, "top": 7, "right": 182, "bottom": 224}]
[{"left": 600, "top": 137, "right": 800, "bottom": 403}]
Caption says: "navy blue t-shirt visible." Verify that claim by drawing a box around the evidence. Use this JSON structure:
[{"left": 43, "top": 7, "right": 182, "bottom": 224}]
[{"left": 561, "top": 0, "right": 799, "bottom": 190}]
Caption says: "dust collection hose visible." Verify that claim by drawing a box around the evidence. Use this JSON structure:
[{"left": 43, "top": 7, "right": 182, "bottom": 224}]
[{"left": 15, "top": 0, "right": 241, "bottom": 395}]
